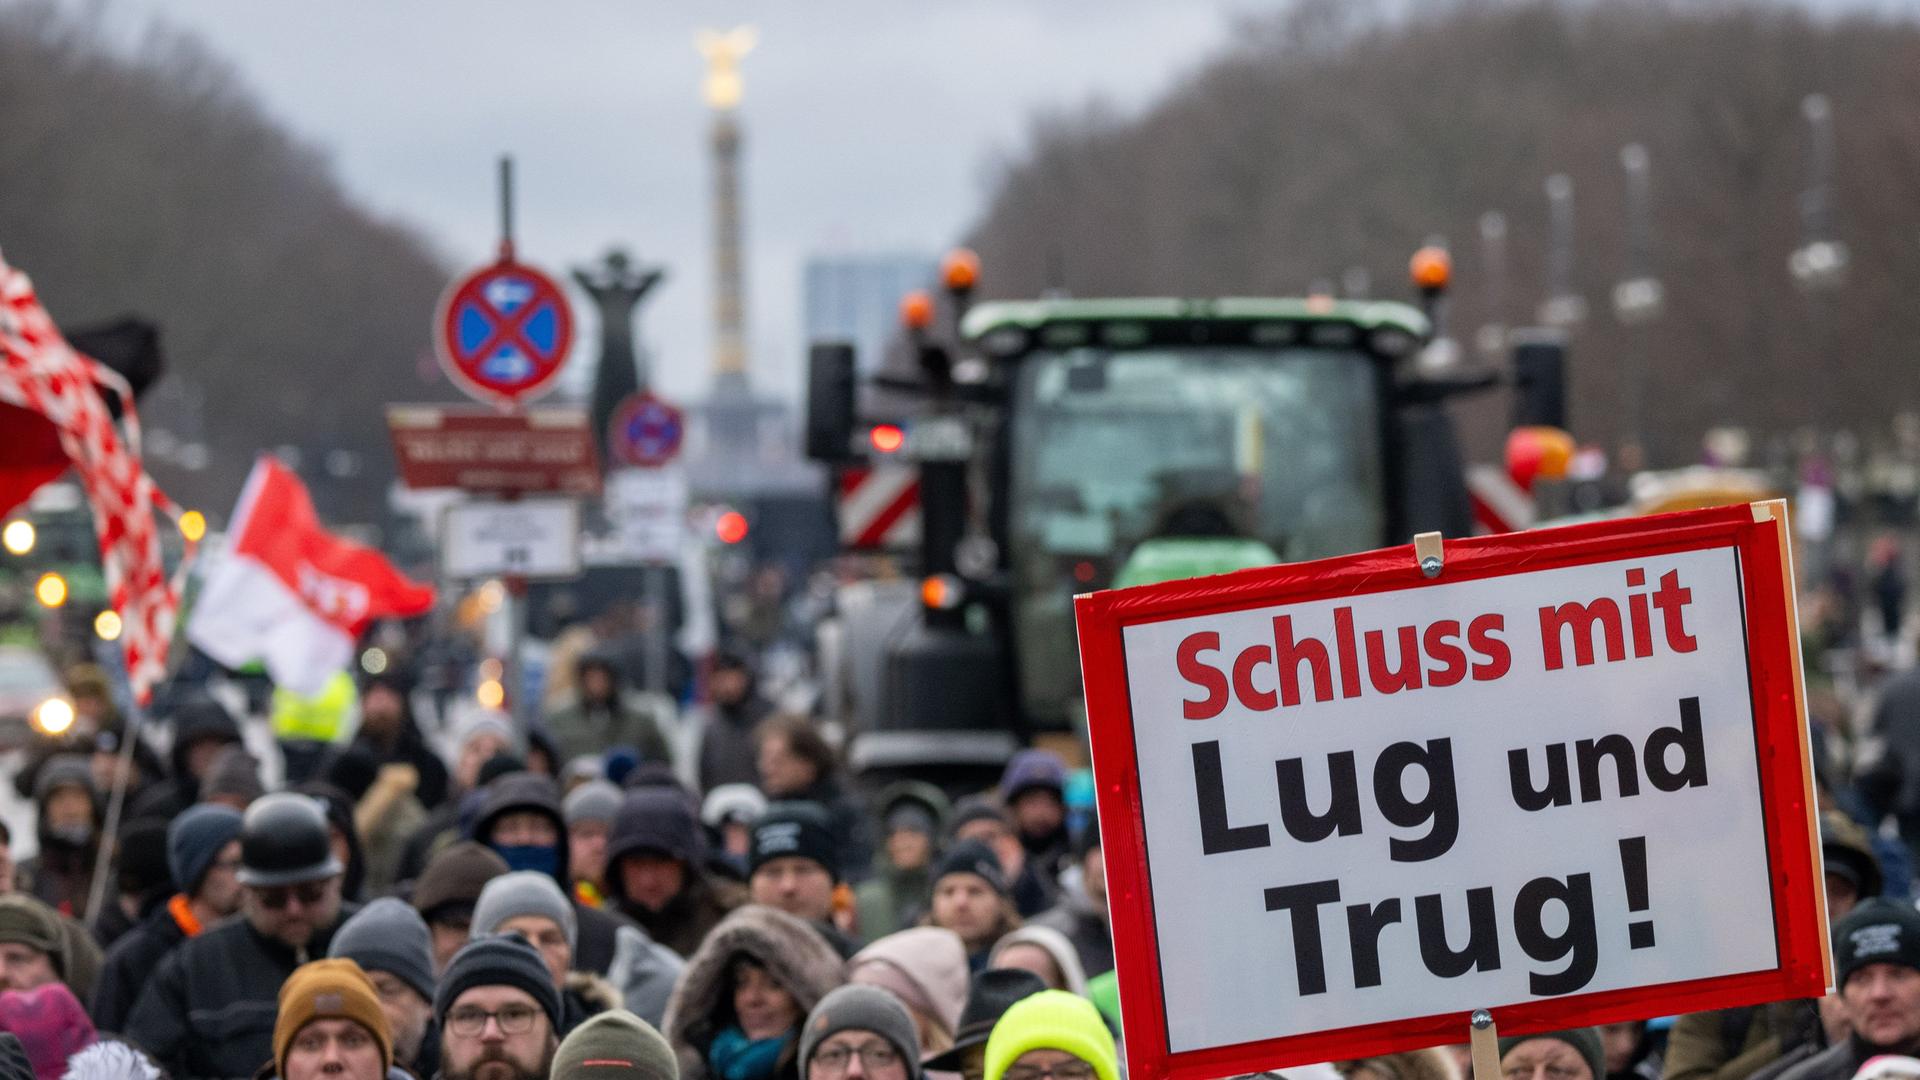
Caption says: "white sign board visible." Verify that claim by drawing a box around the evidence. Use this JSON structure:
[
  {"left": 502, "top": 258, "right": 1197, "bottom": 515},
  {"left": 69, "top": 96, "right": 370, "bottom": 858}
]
[
  {"left": 605, "top": 467, "right": 689, "bottom": 564},
  {"left": 1074, "top": 505, "right": 1826, "bottom": 1080},
  {"left": 442, "top": 498, "right": 580, "bottom": 579}
]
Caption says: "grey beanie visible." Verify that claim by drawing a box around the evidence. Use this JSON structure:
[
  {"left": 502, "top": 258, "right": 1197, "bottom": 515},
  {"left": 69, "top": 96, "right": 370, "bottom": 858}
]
[
  {"left": 801, "top": 985, "right": 923, "bottom": 1080},
  {"left": 553, "top": 1008, "right": 678, "bottom": 1080},
  {"left": 473, "top": 870, "right": 578, "bottom": 952},
  {"left": 329, "top": 897, "right": 437, "bottom": 1003},
  {"left": 565, "top": 780, "right": 623, "bottom": 826},
  {"left": 166, "top": 803, "right": 244, "bottom": 895},
  {"left": 1499, "top": 1029, "right": 1605, "bottom": 1080}
]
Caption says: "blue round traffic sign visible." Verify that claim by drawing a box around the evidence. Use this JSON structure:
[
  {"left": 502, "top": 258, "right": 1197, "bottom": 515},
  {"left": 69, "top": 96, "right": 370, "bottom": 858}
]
[
  {"left": 610, "top": 392, "right": 685, "bottom": 467},
  {"left": 435, "top": 260, "right": 574, "bottom": 406}
]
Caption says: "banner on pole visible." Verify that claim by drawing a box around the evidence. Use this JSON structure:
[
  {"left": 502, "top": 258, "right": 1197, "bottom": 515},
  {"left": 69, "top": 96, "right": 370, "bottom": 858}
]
[{"left": 1073, "top": 502, "right": 1827, "bottom": 1080}]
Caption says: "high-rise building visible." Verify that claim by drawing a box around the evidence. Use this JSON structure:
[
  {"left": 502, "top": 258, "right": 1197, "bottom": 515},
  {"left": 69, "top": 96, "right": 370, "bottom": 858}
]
[{"left": 803, "top": 254, "right": 938, "bottom": 373}]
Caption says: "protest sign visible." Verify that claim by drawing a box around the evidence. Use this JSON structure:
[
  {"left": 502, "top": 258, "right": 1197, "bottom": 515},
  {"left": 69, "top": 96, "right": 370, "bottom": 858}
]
[{"left": 1074, "top": 502, "right": 1828, "bottom": 1080}]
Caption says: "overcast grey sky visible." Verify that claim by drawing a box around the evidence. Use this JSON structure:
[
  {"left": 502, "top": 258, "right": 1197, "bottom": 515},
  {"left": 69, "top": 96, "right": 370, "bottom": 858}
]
[{"left": 76, "top": 0, "right": 1293, "bottom": 405}]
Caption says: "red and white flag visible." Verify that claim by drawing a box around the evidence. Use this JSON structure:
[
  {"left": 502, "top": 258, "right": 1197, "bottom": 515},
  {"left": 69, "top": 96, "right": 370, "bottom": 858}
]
[
  {"left": 188, "top": 457, "right": 434, "bottom": 694},
  {"left": 0, "top": 251, "right": 177, "bottom": 703}
]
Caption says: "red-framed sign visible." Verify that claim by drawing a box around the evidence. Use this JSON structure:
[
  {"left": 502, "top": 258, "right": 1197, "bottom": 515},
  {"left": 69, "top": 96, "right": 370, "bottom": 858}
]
[
  {"left": 434, "top": 259, "right": 575, "bottom": 408},
  {"left": 1073, "top": 502, "right": 1827, "bottom": 1080}
]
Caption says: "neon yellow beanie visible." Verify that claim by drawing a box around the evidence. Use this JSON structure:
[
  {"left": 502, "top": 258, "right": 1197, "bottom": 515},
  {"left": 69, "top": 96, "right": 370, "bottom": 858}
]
[{"left": 984, "top": 990, "right": 1119, "bottom": 1080}]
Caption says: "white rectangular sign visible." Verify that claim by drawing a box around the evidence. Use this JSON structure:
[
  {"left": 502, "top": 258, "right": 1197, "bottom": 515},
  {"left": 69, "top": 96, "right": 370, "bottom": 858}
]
[
  {"left": 1074, "top": 506, "right": 1826, "bottom": 1080},
  {"left": 442, "top": 498, "right": 580, "bottom": 579},
  {"left": 605, "top": 467, "right": 688, "bottom": 564}
]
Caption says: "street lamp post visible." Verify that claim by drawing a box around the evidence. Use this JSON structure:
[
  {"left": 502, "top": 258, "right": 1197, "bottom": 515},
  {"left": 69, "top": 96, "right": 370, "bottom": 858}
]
[{"left": 1540, "top": 174, "right": 1586, "bottom": 328}]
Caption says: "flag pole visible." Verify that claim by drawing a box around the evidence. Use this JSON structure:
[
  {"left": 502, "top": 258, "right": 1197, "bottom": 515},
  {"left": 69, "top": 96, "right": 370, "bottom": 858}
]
[{"left": 83, "top": 698, "right": 145, "bottom": 927}]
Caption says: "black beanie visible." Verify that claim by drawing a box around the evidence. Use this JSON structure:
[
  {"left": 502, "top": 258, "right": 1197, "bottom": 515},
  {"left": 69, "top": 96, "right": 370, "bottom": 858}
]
[
  {"left": 434, "top": 933, "right": 563, "bottom": 1032},
  {"left": 1835, "top": 899, "right": 1920, "bottom": 988},
  {"left": 932, "top": 839, "right": 1008, "bottom": 898},
  {"left": 750, "top": 802, "right": 839, "bottom": 881}
]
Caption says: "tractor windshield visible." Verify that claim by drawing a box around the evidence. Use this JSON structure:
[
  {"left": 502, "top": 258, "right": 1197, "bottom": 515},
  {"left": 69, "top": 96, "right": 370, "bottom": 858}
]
[{"left": 1008, "top": 344, "right": 1385, "bottom": 728}]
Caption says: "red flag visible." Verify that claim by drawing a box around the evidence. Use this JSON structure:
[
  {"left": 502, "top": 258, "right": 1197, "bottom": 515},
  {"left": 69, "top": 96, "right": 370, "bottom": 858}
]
[
  {"left": 188, "top": 457, "right": 434, "bottom": 694},
  {"left": 0, "top": 251, "right": 177, "bottom": 703}
]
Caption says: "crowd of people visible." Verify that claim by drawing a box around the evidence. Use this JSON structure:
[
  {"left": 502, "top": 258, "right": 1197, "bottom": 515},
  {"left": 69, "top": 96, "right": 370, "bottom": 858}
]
[
  {"left": 5, "top": 603, "right": 1920, "bottom": 1080},
  {"left": 0, "top": 651, "right": 1119, "bottom": 1080}
]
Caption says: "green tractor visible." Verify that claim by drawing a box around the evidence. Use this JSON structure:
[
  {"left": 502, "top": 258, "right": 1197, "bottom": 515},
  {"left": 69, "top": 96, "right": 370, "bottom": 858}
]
[{"left": 804, "top": 251, "right": 1562, "bottom": 782}]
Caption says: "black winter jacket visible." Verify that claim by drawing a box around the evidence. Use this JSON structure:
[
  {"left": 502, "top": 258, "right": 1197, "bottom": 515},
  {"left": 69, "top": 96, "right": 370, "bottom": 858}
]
[
  {"left": 123, "top": 912, "right": 348, "bottom": 1080},
  {"left": 91, "top": 900, "right": 190, "bottom": 1034}
]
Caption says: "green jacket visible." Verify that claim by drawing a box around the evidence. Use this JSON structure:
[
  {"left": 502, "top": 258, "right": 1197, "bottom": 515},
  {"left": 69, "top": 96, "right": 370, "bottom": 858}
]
[{"left": 546, "top": 693, "right": 674, "bottom": 765}]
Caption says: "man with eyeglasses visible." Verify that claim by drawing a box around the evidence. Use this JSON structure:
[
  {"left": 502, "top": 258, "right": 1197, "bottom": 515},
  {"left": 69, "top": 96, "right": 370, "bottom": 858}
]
[
  {"left": 435, "top": 934, "right": 564, "bottom": 1080},
  {"left": 91, "top": 803, "right": 245, "bottom": 1031},
  {"left": 269, "top": 958, "right": 393, "bottom": 1080},
  {"left": 127, "top": 792, "right": 355, "bottom": 1080},
  {"left": 982, "top": 990, "right": 1118, "bottom": 1080},
  {"left": 801, "top": 985, "right": 922, "bottom": 1080}
]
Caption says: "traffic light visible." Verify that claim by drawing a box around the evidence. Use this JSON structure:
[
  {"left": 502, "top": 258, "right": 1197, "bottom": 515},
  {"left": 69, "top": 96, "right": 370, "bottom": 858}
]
[
  {"left": 715, "top": 510, "right": 749, "bottom": 545},
  {"left": 868, "top": 424, "right": 905, "bottom": 454}
]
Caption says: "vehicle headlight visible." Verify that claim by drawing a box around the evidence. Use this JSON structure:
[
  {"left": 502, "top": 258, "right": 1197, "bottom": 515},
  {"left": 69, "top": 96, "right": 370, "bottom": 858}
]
[{"left": 32, "top": 698, "right": 74, "bottom": 736}]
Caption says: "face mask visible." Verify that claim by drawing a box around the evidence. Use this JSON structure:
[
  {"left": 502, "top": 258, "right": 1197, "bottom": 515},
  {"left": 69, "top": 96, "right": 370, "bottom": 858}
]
[
  {"left": 492, "top": 844, "right": 559, "bottom": 879},
  {"left": 46, "top": 824, "right": 93, "bottom": 848}
]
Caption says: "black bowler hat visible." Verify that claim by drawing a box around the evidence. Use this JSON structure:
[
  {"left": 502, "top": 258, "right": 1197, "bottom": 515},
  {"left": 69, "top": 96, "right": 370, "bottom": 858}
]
[{"left": 922, "top": 968, "right": 1048, "bottom": 1072}]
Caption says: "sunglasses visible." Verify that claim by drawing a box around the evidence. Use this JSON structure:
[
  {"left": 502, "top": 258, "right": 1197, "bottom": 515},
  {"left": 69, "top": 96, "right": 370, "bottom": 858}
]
[{"left": 253, "top": 881, "right": 330, "bottom": 909}]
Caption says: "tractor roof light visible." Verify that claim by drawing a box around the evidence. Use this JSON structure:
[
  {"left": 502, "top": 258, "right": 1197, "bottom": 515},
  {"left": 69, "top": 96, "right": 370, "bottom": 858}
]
[
  {"left": 1410, "top": 245, "right": 1452, "bottom": 293},
  {"left": 941, "top": 249, "right": 980, "bottom": 293},
  {"left": 900, "top": 290, "right": 935, "bottom": 333}
]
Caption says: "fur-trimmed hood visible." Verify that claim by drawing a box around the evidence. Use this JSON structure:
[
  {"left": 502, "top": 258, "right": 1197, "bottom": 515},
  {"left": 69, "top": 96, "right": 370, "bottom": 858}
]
[{"left": 662, "top": 905, "right": 848, "bottom": 1080}]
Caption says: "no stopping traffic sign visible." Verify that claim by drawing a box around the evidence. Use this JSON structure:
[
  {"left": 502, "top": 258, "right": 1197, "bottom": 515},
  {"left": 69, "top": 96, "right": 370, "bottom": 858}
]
[{"left": 435, "top": 260, "right": 574, "bottom": 407}]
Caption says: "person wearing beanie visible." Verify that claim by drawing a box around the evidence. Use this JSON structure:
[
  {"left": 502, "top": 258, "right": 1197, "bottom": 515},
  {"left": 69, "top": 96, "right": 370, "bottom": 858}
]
[
  {"left": 332, "top": 741, "right": 430, "bottom": 899},
  {"left": 0, "top": 895, "right": 76, "bottom": 995},
  {"left": 987, "top": 926, "right": 1087, "bottom": 997},
  {"left": 272, "top": 958, "right": 392, "bottom": 1080},
  {"left": 947, "top": 800, "right": 1049, "bottom": 920},
  {"left": 90, "top": 815, "right": 173, "bottom": 950},
  {"left": 1769, "top": 903, "right": 1920, "bottom": 1080},
  {"left": 662, "top": 906, "right": 847, "bottom": 1080},
  {"left": 329, "top": 899, "right": 439, "bottom": 1076},
  {"left": 16, "top": 755, "right": 101, "bottom": 918},
  {"left": 0, "top": 983, "right": 96, "bottom": 1080},
  {"left": 435, "top": 935, "right": 564, "bottom": 1080},
  {"left": 997, "top": 751, "right": 1070, "bottom": 886},
  {"left": 921, "top": 969, "right": 1046, "bottom": 1080},
  {"left": 413, "top": 841, "right": 512, "bottom": 973},
  {"left": 567, "top": 781, "right": 625, "bottom": 909},
  {"left": 90, "top": 803, "right": 245, "bottom": 1031},
  {"left": 124, "top": 792, "right": 353, "bottom": 1080},
  {"left": 855, "top": 784, "right": 948, "bottom": 945},
  {"left": 473, "top": 774, "right": 638, "bottom": 977},
  {"left": 554, "top": 1009, "right": 679, "bottom": 1080},
  {"left": 847, "top": 929, "right": 967, "bottom": 1057},
  {"left": 608, "top": 789, "right": 746, "bottom": 961},
  {"left": 1499, "top": 1030, "right": 1606, "bottom": 1080},
  {"left": 982, "top": 991, "right": 1117, "bottom": 1080},
  {"left": 752, "top": 718, "right": 872, "bottom": 887},
  {"left": 799, "top": 985, "right": 922, "bottom": 1080},
  {"left": 922, "top": 842, "right": 1019, "bottom": 973},
  {"left": 749, "top": 804, "right": 842, "bottom": 934}
]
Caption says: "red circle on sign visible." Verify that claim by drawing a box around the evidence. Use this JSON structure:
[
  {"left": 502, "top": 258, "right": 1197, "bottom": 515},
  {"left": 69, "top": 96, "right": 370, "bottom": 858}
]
[
  {"left": 434, "top": 260, "right": 575, "bottom": 407},
  {"left": 610, "top": 392, "right": 685, "bottom": 468}
]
